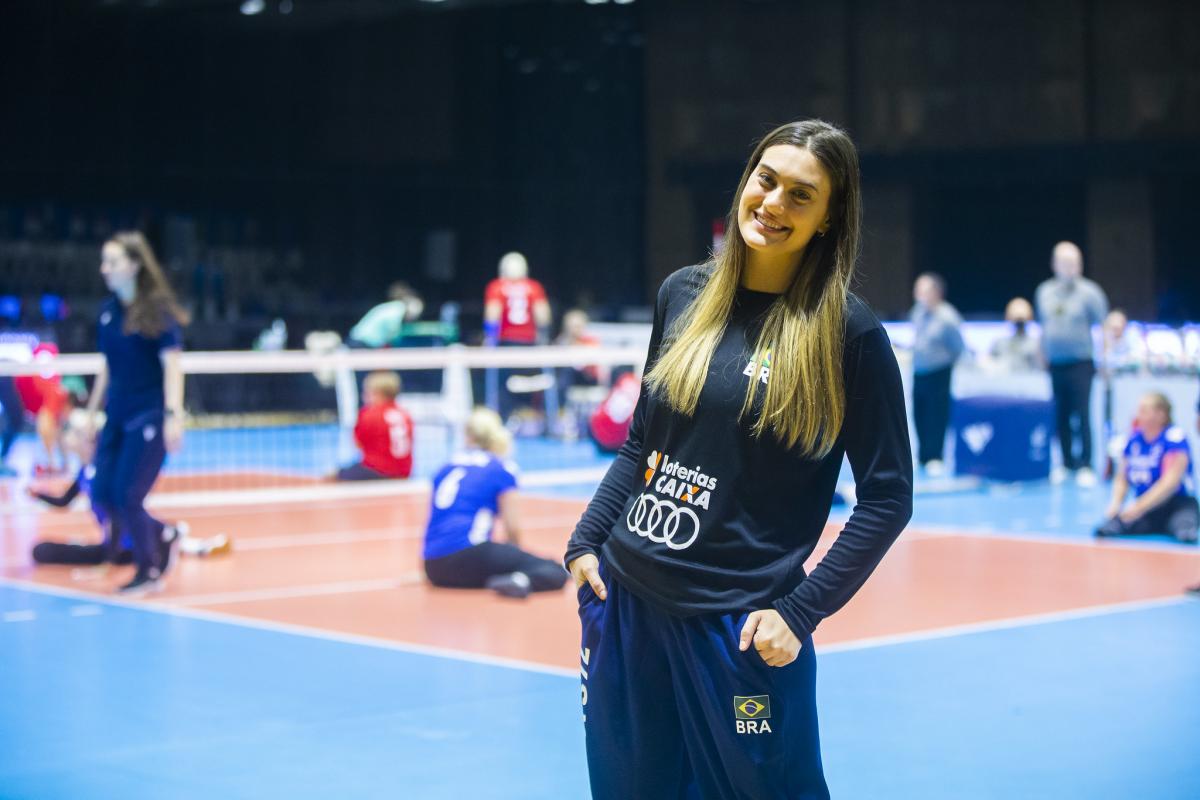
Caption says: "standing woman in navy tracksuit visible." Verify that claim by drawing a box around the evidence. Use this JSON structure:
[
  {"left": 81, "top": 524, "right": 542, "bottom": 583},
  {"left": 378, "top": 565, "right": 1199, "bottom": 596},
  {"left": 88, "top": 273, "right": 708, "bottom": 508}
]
[
  {"left": 85, "top": 232, "right": 189, "bottom": 595},
  {"left": 565, "top": 120, "right": 913, "bottom": 799}
]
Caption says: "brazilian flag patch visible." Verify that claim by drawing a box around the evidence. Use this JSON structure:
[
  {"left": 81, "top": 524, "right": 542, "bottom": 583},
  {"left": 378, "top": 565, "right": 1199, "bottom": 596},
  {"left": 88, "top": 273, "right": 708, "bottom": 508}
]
[{"left": 733, "top": 695, "right": 771, "bottom": 720}]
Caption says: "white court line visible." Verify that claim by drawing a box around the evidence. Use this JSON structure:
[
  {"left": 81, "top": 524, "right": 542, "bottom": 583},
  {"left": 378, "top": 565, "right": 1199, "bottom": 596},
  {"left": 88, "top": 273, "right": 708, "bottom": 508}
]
[
  {"left": 902, "top": 521, "right": 1200, "bottom": 556},
  {"left": 818, "top": 595, "right": 1191, "bottom": 654},
  {"left": 0, "top": 576, "right": 577, "bottom": 679},
  {"left": 167, "top": 573, "right": 425, "bottom": 606},
  {"left": 234, "top": 514, "right": 581, "bottom": 551},
  {"left": 232, "top": 528, "right": 417, "bottom": 550},
  {"left": 139, "top": 466, "right": 609, "bottom": 511},
  {"left": 0, "top": 515, "right": 582, "bottom": 561},
  {"left": 0, "top": 467, "right": 606, "bottom": 518},
  {"left": 3, "top": 575, "right": 1195, "bottom": 681},
  {"left": 0, "top": 497, "right": 379, "bottom": 519},
  {"left": 3, "top": 609, "right": 37, "bottom": 622},
  {"left": 826, "top": 505, "right": 1200, "bottom": 555},
  {"left": 69, "top": 604, "right": 103, "bottom": 617}
]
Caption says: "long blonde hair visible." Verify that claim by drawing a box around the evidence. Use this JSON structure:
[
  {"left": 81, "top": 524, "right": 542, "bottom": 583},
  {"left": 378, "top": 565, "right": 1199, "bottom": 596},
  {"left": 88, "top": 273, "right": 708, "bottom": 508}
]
[{"left": 645, "top": 120, "right": 862, "bottom": 458}]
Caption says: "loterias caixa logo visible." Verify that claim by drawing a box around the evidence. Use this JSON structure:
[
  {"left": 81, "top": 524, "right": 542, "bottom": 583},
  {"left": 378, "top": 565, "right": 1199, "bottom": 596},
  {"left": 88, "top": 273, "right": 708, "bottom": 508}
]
[{"left": 625, "top": 449, "right": 719, "bottom": 551}]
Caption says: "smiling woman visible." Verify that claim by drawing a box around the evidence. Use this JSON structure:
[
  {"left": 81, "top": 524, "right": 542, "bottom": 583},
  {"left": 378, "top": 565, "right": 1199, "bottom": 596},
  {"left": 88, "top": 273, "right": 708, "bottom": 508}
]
[
  {"left": 563, "top": 120, "right": 913, "bottom": 799},
  {"left": 646, "top": 120, "right": 861, "bottom": 457}
]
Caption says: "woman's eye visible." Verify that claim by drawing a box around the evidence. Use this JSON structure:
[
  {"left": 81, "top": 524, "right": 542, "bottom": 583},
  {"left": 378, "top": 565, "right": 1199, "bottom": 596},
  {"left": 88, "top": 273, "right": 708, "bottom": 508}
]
[
  {"left": 792, "top": 191, "right": 809, "bottom": 202},
  {"left": 758, "top": 174, "right": 773, "bottom": 187}
]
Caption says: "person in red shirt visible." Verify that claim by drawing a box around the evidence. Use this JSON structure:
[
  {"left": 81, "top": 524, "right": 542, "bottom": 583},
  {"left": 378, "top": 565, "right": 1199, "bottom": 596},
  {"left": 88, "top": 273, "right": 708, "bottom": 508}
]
[
  {"left": 483, "top": 252, "right": 551, "bottom": 346},
  {"left": 334, "top": 371, "right": 414, "bottom": 481},
  {"left": 483, "top": 252, "right": 553, "bottom": 421},
  {"left": 13, "top": 342, "right": 71, "bottom": 475}
]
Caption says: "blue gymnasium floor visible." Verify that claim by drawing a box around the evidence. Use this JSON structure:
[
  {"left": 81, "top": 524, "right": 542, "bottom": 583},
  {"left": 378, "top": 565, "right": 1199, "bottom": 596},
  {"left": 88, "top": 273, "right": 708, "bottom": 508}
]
[
  {"left": 4, "top": 426, "right": 1200, "bottom": 799},
  {"left": 1, "top": 585, "right": 1197, "bottom": 799}
]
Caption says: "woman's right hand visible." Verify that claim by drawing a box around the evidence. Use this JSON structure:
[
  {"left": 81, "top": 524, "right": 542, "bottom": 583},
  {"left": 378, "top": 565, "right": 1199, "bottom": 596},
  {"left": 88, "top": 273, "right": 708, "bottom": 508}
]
[{"left": 568, "top": 553, "right": 607, "bottom": 601}]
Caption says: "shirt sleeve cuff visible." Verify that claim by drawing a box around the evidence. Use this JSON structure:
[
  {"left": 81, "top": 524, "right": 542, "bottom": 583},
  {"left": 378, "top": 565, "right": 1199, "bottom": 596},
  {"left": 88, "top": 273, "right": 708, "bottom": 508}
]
[
  {"left": 563, "top": 543, "right": 599, "bottom": 573},
  {"left": 771, "top": 596, "right": 818, "bottom": 640}
]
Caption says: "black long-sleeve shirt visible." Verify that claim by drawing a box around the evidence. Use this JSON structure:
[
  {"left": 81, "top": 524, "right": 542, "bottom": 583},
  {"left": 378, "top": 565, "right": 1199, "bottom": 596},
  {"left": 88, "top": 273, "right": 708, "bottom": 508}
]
[{"left": 565, "top": 266, "right": 913, "bottom": 638}]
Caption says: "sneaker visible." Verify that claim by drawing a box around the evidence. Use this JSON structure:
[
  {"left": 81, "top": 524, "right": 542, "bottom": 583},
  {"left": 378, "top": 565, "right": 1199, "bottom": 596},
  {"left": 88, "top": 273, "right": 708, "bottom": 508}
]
[
  {"left": 1075, "top": 468, "right": 1098, "bottom": 489},
  {"left": 1050, "top": 466, "right": 1069, "bottom": 485},
  {"left": 204, "top": 534, "right": 232, "bottom": 557},
  {"left": 159, "top": 522, "right": 184, "bottom": 578},
  {"left": 117, "top": 568, "right": 163, "bottom": 596},
  {"left": 924, "top": 460, "right": 946, "bottom": 479},
  {"left": 1186, "top": 584, "right": 1200, "bottom": 597},
  {"left": 486, "top": 571, "right": 532, "bottom": 599},
  {"left": 180, "top": 533, "right": 232, "bottom": 557}
]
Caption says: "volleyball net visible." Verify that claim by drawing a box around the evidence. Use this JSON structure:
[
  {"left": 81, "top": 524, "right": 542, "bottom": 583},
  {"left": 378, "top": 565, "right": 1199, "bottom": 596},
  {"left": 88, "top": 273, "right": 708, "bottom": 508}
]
[{"left": 0, "top": 338, "right": 650, "bottom": 503}]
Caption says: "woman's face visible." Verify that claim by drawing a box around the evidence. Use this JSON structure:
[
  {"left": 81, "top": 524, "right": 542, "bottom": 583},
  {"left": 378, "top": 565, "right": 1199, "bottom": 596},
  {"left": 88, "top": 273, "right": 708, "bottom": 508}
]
[
  {"left": 1135, "top": 396, "right": 1167, "bottom": 432},
  {"left": 738, "top": 144, "right": 832, "bottom": 263},
  {"left": 100, "top": 241, "right": 139, "bottom": 296}
]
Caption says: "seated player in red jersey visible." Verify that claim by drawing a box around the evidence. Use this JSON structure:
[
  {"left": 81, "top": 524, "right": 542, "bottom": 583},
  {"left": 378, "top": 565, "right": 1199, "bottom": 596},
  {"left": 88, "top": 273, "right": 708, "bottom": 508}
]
[{"left": 334, "top": 370, "right": 414, "bottom": 481}]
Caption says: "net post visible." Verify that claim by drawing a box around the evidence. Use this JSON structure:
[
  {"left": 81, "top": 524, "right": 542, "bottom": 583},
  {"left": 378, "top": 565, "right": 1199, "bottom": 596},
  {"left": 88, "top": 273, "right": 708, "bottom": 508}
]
[{"left": 442, "top": 344, "right": 473, "bottom": 452}]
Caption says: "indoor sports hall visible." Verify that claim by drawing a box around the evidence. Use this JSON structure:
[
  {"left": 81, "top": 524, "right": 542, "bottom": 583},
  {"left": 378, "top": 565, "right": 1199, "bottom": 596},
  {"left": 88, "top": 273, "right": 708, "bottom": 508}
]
[{"left": 3, "top": 1, "right": 1199, "bottom": 799}]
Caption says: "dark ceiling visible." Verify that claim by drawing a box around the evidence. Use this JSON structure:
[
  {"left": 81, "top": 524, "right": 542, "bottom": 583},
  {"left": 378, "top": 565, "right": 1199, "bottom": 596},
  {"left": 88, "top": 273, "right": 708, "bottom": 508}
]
[{"left": 87, "top": 0, "right": 638, "bottom": 28}]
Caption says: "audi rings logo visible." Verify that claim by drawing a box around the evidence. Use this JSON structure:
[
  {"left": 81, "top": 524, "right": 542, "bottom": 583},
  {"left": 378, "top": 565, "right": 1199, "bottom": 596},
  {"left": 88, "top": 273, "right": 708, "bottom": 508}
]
[{"left": 626, "top": 493, "right": 701, "bottom": 550}]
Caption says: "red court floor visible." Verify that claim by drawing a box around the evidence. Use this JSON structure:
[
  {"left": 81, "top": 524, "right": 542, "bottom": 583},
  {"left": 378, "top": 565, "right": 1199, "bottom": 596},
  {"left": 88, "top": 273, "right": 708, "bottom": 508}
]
[{"left": 3, "top": 491, "right": 1197, "bottom": 671}]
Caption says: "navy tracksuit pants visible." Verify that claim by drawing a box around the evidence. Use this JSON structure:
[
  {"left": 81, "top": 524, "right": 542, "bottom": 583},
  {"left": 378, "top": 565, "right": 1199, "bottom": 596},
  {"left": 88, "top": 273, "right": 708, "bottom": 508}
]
[
  {"left": 91, "top": 408, "right": 167, "bottom": 573},
  {"left": 578, "top": 559, "right": 829, "bottom": 800}
]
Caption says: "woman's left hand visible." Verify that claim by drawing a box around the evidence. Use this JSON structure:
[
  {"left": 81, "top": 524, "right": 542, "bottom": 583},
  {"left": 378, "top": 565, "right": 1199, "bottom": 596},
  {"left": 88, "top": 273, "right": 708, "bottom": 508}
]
[
  {"left": 739, "top": 609, "right": 802, "bottom": 667},
  {"left": 164, "top": 414, "right": 185, "bottom": 453},
  {"left": 1118, "top": 505, "right": 1141, "bottom": 524}
]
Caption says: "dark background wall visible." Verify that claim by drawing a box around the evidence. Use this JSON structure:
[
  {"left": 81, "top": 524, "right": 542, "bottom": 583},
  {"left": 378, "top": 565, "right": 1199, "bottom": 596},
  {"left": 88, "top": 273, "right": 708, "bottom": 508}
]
[
  {"left": 2, "top": 0, "right": 1198, "bottom": 335},
  {"left": 645, "top": 0, "right": 1200, "bottom": 320},
  {"left": 1, "top": 0, "right": 645, "bottom": 332}
]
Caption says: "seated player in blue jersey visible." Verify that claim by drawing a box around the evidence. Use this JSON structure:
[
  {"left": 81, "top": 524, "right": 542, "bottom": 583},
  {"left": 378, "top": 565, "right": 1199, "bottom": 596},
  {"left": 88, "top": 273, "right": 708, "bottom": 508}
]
[
  {"left": 422, "top": 408, "right": 568, "bottom": 599},
  {"left": 1097, "top": 392, "right": 1198, "bottom": 543}
]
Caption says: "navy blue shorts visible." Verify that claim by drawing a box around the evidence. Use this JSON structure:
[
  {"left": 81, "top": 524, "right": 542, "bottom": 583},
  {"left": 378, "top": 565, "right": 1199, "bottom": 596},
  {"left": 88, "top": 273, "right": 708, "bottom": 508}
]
[
  {"left": 335, "top": 462, "right": 390, "bottom": 481},
  {"left": 578, "top": 559, "right": 829, "bottom": 799}
]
